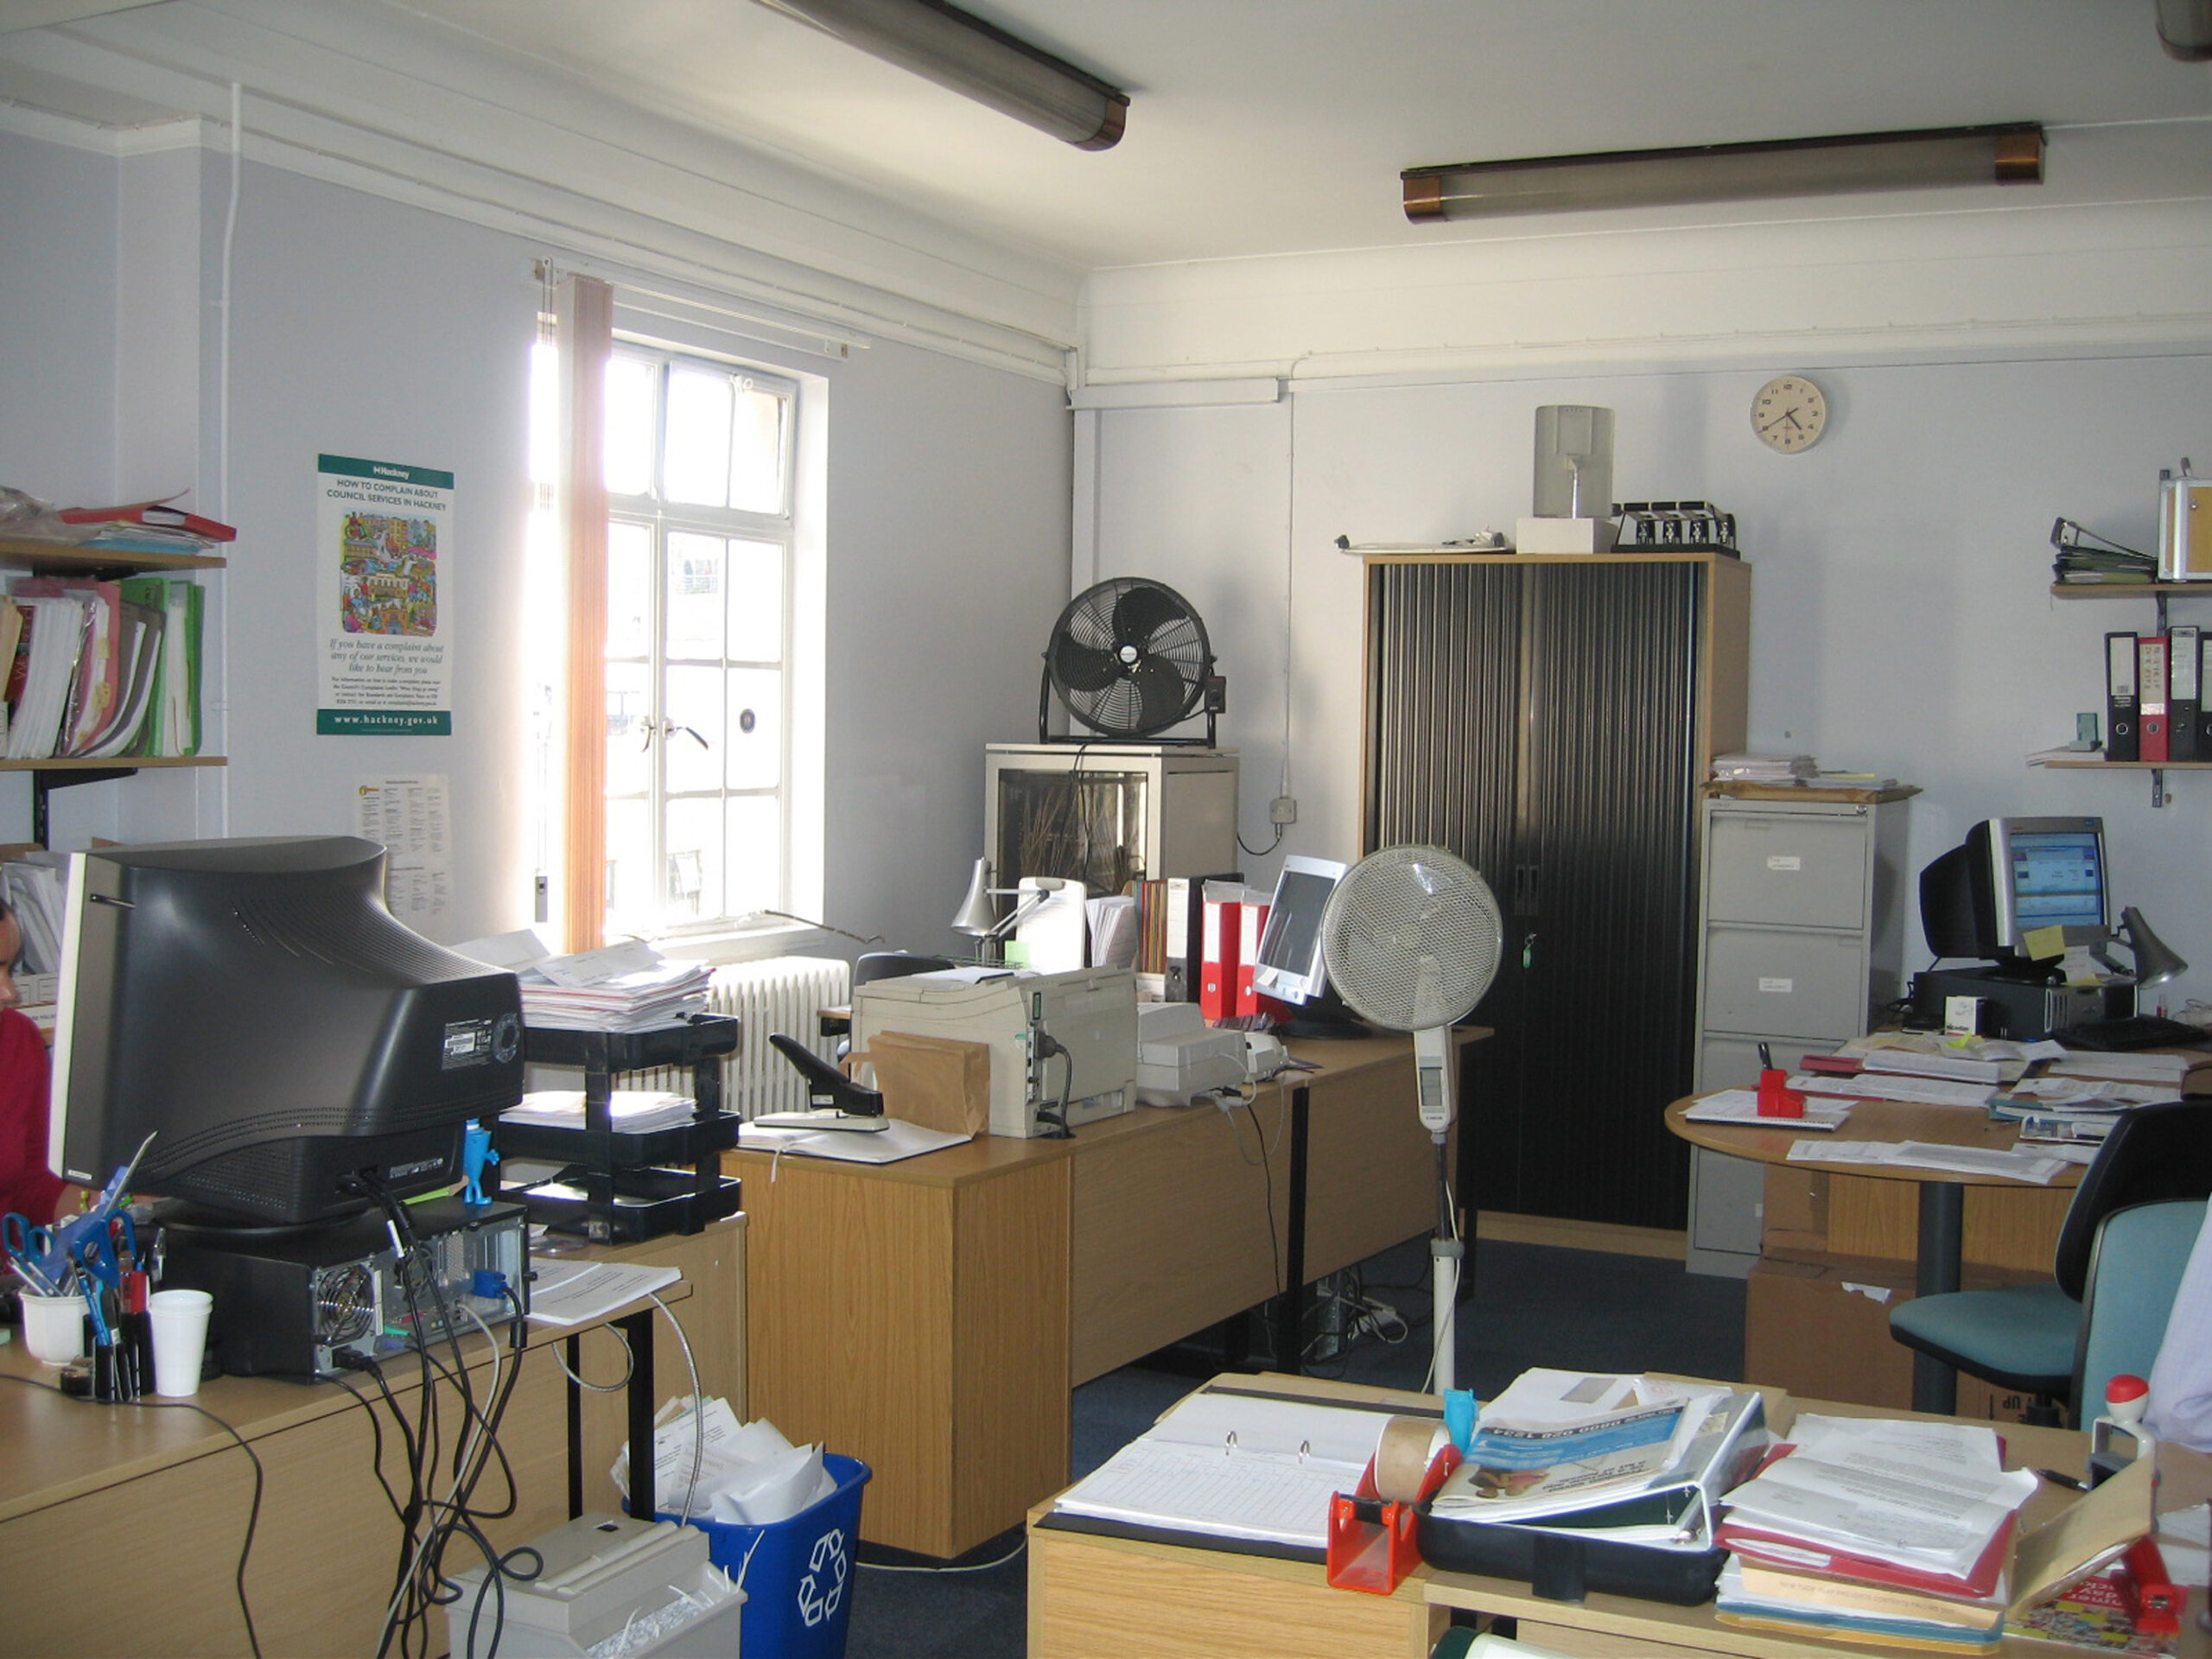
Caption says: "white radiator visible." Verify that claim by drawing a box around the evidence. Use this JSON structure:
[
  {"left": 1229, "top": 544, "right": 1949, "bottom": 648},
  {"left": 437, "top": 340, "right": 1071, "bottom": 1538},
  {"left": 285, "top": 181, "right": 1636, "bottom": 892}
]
[{"left": 618, "top": 956, "right": 852, "bottom": 1116}]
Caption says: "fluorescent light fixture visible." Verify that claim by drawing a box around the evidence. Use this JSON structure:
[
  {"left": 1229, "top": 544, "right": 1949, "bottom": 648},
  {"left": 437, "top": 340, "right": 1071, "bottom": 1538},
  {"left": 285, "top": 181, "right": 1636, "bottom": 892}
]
[
  {"left": 758, "top": 0, "right": 1127, "bottom": 149},
  {"left": 2158, "top": 0, "right": 2212, "bottom": 60},
  {"left": 1403, "top": 124, "right": 2044, "bottom": 222}
]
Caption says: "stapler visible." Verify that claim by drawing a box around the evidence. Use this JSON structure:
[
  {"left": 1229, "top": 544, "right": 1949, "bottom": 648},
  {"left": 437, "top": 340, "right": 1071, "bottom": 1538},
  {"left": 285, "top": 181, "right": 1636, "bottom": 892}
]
[{"left": 753, "top": 1033, "right": 891, "bottom": 1131}]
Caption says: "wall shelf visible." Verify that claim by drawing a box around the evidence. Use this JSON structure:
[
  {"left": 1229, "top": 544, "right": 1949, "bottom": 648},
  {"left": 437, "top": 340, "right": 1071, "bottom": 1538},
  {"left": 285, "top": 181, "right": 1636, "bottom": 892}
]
[
  {"left": 3, "top": 537, "right": 227, "bottom": 841},
  {"left": 2042, "top": 583, "right": 2209, "bottom": 806}
]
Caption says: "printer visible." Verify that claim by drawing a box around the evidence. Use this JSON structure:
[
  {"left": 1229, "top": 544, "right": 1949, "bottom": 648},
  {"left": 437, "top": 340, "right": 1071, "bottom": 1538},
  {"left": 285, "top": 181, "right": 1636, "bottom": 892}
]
[
  {"left": 851, "top": 965, "right": 1137, "bottom": 1138},
  {"left": 1135, "top": 1001, "right": 1247, "bottom": 1105}
]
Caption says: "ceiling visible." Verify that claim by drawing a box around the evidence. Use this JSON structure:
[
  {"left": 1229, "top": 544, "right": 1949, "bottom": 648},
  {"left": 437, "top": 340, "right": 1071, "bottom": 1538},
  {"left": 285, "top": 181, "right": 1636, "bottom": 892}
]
[{"left": 5, "top": 0, "right": 2209, "bottom": 278}]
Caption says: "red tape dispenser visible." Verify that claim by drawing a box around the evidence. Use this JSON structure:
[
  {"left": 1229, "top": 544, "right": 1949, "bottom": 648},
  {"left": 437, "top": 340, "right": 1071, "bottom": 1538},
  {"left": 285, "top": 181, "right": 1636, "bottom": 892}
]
[
  {"left": 1756, "top": 1067, "right": 1806, "bottom": 1119},
  {"left": 1327, "top": 1415, "right": 1461, "bottom": 1595}
]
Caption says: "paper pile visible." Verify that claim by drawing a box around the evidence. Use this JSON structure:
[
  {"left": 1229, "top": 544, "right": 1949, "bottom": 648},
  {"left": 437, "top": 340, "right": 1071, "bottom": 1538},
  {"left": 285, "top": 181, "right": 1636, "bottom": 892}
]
[
  {"left": 613, "top": 1396, "right": 836, "bottom": 1526},
  {"left": 456, "top": 931, "right": 713, "bottom": 1031}
]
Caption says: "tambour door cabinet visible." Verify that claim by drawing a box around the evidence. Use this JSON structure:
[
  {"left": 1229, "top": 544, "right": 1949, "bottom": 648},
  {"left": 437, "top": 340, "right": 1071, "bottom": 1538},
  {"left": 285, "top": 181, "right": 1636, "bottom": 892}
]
[{"left": 1362, "top": 552, "right": 1750, "bottom": 1230}]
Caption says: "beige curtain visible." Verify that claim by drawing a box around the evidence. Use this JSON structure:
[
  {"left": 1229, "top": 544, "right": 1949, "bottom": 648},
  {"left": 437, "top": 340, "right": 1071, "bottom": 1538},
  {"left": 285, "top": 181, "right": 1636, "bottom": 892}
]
[{"left": 557, "top": 273, "right": 613, "bottom": 953}]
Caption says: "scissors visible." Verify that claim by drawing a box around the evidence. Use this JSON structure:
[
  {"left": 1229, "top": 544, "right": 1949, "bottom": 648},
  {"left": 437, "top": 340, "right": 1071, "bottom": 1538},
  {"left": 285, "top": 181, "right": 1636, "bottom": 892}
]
[
  {"left": 3, "top": 1213, "right": 63, "bottom": 1294},
  {"left": 107, "top": 1212, "right": 138, "bottom": 1269},
  {"left": 76, "top": 1230, "right": 124, "bottom": 1294}
]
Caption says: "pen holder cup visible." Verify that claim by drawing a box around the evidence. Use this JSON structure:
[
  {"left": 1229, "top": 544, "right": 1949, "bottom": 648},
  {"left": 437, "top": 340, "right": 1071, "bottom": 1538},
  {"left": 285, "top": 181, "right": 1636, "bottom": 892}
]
[
  {"left": 18, "top": 1293, "right": 86, "bottom": 1365},
  {"left": 1756, "top": 1069, "right": 1806, "bottom": 1119}
]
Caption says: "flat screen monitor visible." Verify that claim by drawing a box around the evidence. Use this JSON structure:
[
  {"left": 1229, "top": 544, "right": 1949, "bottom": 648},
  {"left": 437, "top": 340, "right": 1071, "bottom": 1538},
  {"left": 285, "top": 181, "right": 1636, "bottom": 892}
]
[
  {"left": 1250, "top": 855, "right": 1349, "bottom": 1005},
  {"left": 51, "top": 836, "right": 524, "bottom": 1227},
  {"left": 1919, "top": 817, "right": 2109, "bottom": 963}
]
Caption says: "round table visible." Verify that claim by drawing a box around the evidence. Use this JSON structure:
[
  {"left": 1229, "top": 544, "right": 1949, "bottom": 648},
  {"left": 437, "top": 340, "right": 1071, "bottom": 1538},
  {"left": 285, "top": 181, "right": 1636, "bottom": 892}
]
[{"left": 1666, "top": 1094, "right": 2084, "bottom": 1414}]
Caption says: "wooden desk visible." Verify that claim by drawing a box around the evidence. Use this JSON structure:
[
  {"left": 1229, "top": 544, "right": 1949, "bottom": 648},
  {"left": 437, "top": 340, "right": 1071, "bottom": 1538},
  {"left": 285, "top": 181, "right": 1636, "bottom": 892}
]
[
  {"left": 1668, "top": 1095, "right": 2083, "bottom": 1413},
  {"left": 0, "top": 1220, "right": 743, "bottom": 1659},
  {"left": 1028, "top": 1371, "right": 2212, "bottom": 1659},
  {"left": 733, "top": 1032, "right": 1470, "bottom": 1558}
]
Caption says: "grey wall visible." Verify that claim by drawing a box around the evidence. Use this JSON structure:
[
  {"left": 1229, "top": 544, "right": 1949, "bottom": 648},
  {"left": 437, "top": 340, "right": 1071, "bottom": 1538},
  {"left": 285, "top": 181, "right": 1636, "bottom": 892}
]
[
  {"left": 1, "top": 128, "right": 1072, "bottom": 952},
  {"left": 1089, "top": 353, "right": 2212, "bottom": 1012}
]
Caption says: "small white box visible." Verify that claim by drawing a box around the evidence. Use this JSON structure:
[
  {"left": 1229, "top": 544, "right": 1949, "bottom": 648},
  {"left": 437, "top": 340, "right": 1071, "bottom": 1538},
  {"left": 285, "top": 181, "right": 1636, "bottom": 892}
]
[
  {"left": 1943, "top": 995, "right": 1983, "bottom": 1038},
  {"left": 1515, "top": 516, "right": 1616, "bottom": 555}
]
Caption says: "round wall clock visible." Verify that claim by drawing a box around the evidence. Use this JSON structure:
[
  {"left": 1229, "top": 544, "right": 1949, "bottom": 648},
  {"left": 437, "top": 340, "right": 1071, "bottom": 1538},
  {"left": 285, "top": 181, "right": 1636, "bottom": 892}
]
[{"left": 1751, "top": 375, "right": 1827, "bottom": 453}]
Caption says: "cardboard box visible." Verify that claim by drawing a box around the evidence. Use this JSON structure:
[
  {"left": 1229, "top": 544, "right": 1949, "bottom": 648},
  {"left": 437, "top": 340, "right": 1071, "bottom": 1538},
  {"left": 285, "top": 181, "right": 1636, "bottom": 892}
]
[{"left": 1746, "top": 1251, "right": 2042, "bottom": 1418}]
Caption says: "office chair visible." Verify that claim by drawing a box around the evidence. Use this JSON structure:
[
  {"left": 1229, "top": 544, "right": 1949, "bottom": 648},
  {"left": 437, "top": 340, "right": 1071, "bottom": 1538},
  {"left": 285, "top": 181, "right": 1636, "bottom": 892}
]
[
  {"left": 1889, "top": 1097, "right": 2212, "bottom": 1426},
  {"left": 853, "top": 951, "right": 955, "bottom": 987},
  {"left": 2073, "top": 1197, "right": 2206, "bottom": 1426}
]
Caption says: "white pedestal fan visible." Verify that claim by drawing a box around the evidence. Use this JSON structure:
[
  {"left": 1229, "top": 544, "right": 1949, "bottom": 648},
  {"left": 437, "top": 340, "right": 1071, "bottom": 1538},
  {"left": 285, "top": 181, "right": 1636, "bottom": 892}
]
[{"left": 1319, "top": 845, "right": 1503, "bottom": 1395}]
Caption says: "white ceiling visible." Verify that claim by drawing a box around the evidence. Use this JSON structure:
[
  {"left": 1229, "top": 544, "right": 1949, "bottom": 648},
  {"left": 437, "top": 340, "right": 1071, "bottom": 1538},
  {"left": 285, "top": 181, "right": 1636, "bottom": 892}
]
[{"left": 4, "top": 0, "right": 2209, "bottom": 280}]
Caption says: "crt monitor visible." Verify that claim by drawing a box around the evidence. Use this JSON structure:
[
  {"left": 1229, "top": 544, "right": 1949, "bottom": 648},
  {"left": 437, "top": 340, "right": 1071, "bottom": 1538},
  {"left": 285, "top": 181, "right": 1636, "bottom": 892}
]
[
  {"left": 51, "top": 836, "right": 524, "bottom": 1228},
  {"left": 1919, "top": 817, "right": 2109, "bottom": 963},
  {"left": 1250, "top": 855, "right": 1349, "bottom": 1005}
]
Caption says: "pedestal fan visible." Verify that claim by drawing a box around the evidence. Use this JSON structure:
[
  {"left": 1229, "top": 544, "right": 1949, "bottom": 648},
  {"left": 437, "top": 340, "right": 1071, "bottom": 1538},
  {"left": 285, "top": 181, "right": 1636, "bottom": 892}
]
[{"left": 1320, "top": 845, "right": 1503, "bottom": 1393}]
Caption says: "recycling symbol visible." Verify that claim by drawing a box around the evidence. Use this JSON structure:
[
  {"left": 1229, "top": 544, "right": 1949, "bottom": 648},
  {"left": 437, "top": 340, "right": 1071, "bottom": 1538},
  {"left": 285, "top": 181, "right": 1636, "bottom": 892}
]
[{"left": 794, "top": 1526, "right": 850, "bottom": 1628}]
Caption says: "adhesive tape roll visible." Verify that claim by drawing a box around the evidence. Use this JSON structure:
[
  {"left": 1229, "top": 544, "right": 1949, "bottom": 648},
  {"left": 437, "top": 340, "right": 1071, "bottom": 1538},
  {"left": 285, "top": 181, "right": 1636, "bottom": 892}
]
[{"left": 1375, "top": 1414, "right": 1443, "bottom": 1503}]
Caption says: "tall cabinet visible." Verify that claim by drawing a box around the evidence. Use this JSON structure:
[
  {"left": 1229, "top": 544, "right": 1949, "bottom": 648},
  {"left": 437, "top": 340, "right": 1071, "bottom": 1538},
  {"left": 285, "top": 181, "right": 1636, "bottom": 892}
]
[
  {"left": 1686, "top": 788, "right": 1915, "bottom": 1275},
  {"left": 1362, "top": 552, "right": 1750, "bottom": 1231}
]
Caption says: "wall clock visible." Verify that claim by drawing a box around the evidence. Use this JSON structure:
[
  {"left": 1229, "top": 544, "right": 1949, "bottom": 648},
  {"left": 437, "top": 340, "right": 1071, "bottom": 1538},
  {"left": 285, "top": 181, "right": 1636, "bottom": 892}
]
[{"left": 1751, "top": 375, "right": 1827, "bottom": 453}]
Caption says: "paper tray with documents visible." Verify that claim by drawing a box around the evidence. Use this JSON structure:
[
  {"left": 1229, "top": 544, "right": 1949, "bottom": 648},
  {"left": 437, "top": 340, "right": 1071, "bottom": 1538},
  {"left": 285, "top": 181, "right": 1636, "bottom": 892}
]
[{"left": 1416, "top": 1512, "right": 1730, "bottom": 1605}]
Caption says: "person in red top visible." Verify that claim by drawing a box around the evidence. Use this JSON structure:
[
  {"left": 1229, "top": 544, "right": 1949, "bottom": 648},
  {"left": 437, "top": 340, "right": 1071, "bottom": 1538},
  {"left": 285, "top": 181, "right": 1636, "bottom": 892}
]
[{"left": 1, "top": 896, "right": 69, "bottom": 1227}]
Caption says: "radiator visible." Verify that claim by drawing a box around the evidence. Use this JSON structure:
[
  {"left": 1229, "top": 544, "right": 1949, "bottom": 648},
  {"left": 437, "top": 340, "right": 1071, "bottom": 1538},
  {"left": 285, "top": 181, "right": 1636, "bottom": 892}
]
[{"left": 617, "top": 956, "right": 851, "bottom": 1116}]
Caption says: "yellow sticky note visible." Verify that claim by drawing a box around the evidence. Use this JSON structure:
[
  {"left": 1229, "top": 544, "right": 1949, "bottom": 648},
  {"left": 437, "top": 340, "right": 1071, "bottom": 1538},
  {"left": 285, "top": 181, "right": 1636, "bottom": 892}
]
[{"left": 2023, "top": 925, "right": 2067, "bottom": 962}]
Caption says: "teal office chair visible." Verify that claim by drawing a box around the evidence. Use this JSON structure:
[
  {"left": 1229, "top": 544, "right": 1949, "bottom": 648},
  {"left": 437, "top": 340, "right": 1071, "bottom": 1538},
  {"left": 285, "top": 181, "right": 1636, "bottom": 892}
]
[
  {"left": 2073, "top": 1197, "right": 2207, "bottom": 1426},
  {"left": 1889, "top": 1098, "right": 2212, "bottom": 1426}
]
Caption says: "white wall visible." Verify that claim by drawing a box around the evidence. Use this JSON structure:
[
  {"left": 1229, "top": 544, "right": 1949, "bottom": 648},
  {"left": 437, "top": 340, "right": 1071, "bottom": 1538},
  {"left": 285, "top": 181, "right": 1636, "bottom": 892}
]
[
  {"left": 1089, "top": 351, "right": 2212, "bottom": 1011},
  {"left": 1, "top": 127, "right": 1072, "bottom": 952}
]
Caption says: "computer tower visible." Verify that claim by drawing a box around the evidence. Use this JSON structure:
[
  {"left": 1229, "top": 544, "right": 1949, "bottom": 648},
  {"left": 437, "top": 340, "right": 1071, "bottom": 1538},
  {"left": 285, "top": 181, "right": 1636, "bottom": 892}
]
[{"left": 1910, "top": 967, "right": 2133, "bottom": 1041}]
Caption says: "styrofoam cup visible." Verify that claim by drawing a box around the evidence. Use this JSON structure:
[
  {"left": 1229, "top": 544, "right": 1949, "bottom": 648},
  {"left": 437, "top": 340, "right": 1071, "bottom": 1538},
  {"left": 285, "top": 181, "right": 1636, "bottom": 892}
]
[
  {"left": 149, "top": 1287, "right": 214, "bottom": 1396},
  {"left": 20, "top": 1292, "right": 86, "bottom": 1365}
]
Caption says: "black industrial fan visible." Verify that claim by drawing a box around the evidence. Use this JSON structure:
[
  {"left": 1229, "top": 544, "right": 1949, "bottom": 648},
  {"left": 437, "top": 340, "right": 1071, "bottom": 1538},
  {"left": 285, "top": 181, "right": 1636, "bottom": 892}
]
[{"left": 1038, "top": 576, "right": 1222, "bottom": 743}]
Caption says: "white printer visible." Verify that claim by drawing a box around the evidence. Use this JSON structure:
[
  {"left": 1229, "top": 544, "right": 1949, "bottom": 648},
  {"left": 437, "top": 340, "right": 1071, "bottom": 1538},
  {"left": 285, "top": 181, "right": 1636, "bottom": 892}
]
[
  {"left": 851, "top": 965, "right": 1137, "bottom": 1138},
  {"left": 1134, "top": 1001, "right": 1247, "bottom": 1105}
]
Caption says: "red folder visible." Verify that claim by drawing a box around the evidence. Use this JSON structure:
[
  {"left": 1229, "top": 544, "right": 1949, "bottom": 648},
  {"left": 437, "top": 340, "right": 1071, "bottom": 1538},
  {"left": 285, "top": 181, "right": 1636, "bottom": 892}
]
[
  {"left": 1235, "top": 895, "right": 1268, "bottom": 1018},
  {"left": 2139, "top": 635, "right": 2171, "bottom": 764},
  {"left": 1717, "top": 1510, "right": 2013, "bottom": 1602},
  {"left": 1199, "top": 887, "right": 1240, "bottom": 1022},
  {"left": 58, "top": 498, "right": 238, "bottom": 542}
]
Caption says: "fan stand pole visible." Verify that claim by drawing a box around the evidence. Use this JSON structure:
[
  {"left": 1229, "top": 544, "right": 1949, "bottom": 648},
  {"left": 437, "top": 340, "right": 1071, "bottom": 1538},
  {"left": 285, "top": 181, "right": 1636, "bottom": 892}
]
[{"left": 1432, "top": 1132, "right": 1460, "bottom": 1395}]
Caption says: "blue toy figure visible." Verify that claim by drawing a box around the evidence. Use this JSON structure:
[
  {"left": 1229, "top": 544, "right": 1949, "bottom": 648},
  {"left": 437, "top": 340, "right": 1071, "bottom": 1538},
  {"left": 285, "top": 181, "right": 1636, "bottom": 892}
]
[{"left": 461, "top": 1120, "right": 499, "bottom": 1206}]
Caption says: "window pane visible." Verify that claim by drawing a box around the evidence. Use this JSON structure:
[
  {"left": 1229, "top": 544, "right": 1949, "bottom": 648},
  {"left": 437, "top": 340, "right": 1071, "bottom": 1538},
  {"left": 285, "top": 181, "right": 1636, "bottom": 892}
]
[
  {"left": 728, "top": 383, "right": 788, "bottom": 514},
  {"left": 665, "top": 532, "right": 725, "bottom": 662},
  {"left": 664, "top": 796, "right": 724, "bottom": 924},
  {"left": 724, "top": 667, "right": 783, "bottom": 790},
  {"left": 607, "top": 522, "right": 653, "bottom": 659},
  {"left": 605, "top": 796, "right": 651, "bottom": 938},
  {"left": 604, "top": 356, "right": 657, "bottom": 498},
  {"left": 727, "top": 537, "right": 784, "bottom": 663},
  {"left": 725, "top": 797, "right": 781, "bottom": 918},
  {"left": 606, "top": 661, "right": 652, "bottom": 798},
  {"left": 664, "top": 366, "right": 733, "bottom": 506},
  {"left": 664, "top": 664, "right": 726, "bottom": 795}
]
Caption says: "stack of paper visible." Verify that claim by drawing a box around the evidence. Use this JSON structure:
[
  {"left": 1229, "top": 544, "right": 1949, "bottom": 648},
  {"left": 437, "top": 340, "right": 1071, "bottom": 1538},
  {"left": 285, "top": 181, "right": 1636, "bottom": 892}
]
[
  {"left": 502, "top": 1090, "right": 701, "bottom": 1133},
  {"left": 1715, "top": 1414, "right": 2039, "bottom": 1651},
  {"left": 1713, "top": 753, "right": 1817, "bottom": 783},
  {"left": 474, "top": 938, "right": 715, "bottom": 1031}
]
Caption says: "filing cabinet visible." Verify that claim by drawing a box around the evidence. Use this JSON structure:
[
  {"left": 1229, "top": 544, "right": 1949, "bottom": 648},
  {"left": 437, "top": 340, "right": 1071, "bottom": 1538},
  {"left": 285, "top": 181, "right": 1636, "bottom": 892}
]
[{"left": 1686, "top": 790, "right": 1914, "bottom": 1275}]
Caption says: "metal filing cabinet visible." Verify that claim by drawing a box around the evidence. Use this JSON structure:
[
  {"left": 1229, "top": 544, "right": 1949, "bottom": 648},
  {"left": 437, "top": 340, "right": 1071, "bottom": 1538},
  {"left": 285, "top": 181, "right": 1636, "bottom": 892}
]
[{"left": 1686, "top": 790, "right": 1914, "bottom": 1275}]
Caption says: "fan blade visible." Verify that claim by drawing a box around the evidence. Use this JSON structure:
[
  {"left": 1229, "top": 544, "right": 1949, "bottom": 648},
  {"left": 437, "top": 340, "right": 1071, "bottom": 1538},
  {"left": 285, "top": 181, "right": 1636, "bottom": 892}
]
[
  {"left": 1128, "top": 654, "right": 1193, "bottom": 732},
  {"left": 1112, "top": 582, "right": 1184, "bottom": 652},
  {"left": 1051, "top": 636, "right": 1122, "bottom": 694}
]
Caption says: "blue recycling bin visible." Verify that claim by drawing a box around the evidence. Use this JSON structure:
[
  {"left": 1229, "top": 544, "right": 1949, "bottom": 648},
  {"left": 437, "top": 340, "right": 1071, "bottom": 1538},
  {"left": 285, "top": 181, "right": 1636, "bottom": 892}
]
[{"left": 663, "top": 1453, "right": 871, "bottom": 1659}]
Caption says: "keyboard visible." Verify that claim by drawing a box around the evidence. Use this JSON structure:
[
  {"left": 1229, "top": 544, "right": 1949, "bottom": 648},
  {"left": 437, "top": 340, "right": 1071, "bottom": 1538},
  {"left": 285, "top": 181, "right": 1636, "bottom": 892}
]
[{"left": 2049, "top": 1014, "right": 2211, "bottom": 1052}]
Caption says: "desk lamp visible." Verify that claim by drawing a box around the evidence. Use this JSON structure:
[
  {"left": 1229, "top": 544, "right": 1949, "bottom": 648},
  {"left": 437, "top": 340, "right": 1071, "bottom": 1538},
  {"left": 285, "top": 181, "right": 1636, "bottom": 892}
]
[
  {"left": 951, "top": 858, "right": 1049, "bottom": 964},
  {"left": 2113, "top": 906, "right": 2189, "bottom": 994}
]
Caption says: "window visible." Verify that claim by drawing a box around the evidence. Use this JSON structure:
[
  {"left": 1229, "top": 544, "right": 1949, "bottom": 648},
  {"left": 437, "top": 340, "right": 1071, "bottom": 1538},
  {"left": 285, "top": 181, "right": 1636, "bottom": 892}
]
[{"left": 597, "top": 347, "right": 800, "bottom": 942}]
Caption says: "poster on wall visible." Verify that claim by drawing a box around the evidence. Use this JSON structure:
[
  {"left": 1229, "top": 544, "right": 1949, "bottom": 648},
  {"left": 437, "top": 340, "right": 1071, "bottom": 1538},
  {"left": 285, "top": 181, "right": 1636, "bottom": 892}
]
[
  {"left": 315, "top": 454, "right": 454, "bottom": 735},
  {"left": 356, "top": 773, "right": 453, "bottom": 931}
]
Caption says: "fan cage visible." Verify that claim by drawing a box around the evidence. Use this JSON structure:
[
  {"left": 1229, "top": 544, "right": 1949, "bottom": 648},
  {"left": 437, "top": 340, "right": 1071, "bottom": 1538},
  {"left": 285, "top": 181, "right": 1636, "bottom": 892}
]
[
  {"left": 1322, "top": 847, "right": 1503, "bottom": 1032},
  {"left": 1041, "top": 577, "right": 1217, "bottom": 741}
]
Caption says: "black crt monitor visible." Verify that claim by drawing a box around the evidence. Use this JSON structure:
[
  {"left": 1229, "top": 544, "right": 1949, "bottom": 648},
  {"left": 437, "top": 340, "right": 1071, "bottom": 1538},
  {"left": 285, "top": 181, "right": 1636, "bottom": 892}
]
[
  {"left": 1919, "top": 817, "right": 2109, "bottom": 963},
  {"left": 51, "top": 836, "right": 524, "bottom": 1228}
]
